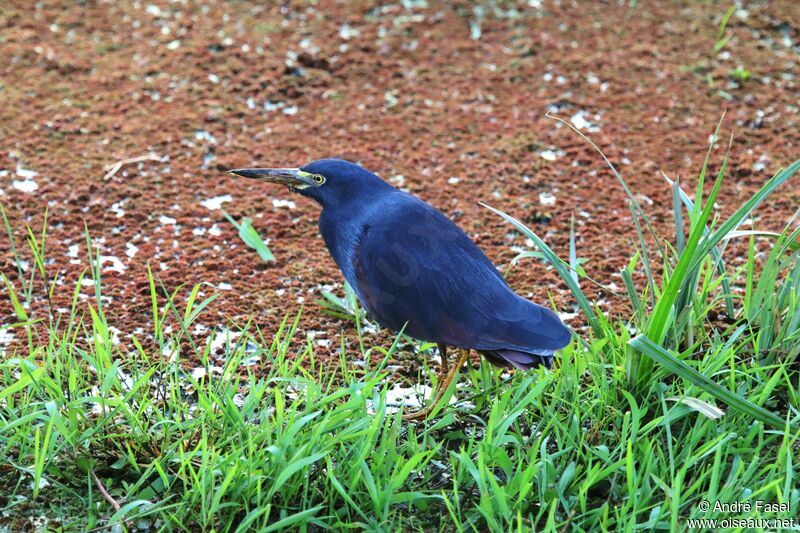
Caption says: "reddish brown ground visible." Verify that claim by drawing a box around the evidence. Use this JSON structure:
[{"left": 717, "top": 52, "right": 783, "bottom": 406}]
[{"left": 1, "top": 1, "right": 799, "bottom": 371}]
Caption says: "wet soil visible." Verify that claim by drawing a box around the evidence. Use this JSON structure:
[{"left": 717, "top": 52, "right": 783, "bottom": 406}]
[{"left": 1, "top": 0, "right": 799, "bottom": 373}]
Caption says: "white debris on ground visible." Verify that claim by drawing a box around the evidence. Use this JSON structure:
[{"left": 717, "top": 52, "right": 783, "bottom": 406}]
[
  {"left": 12, "top": 165, "right": 39, "bottom": 192},
  {"left": 0, "top": 329, "right": 15, "bottom": 356},
  {"left": 366, "top": 383, "right": 458, "bottom": 415},
  {"left": 285, "top": 382, "right": 306, "bottom": 401},
  {"left": 194, "top": 130, "right": 217, "bottom": 144},
  {"left": 99, "top": 255, "right": 126, "bottom": 273},
  {"left": 306, "top": 329, "right": 332, "bottom": 348},
  {"left": 15, "top": 165, "right": 37, "bottom": 179},
  {"left": 116, "top": 367, "right": 133, "bottom": 388},
  {"left": 161, "top": 340, "right": 178, "bottom": 362},
  {"left": 558, "top": 310, "right": 579, "bottom": 321},
  {"left": 361, "top": 321, "right": 381, "bottom": 335},
  {"left": 110, "top": 200, "right": 127, "bottom": 217},
  {"left": 12, "top": 179, "right": 38, "bottom": 193},
  {"left": 241, "top": 353, "right": 260, "bottom": 366},
  {"left": 570, "top": 110, "right": 601, "bottom": 132},
  {"left": 206, "top": 327, "right": 241, "bottom": 355},
  {"left": 539, "top": 149, "right": 565, "bottom": 161},
  {"left": 200, "top": 194, "right": 232, "bottom": 210},
  {"left": 89, "top": 328, "right": 122, "bottom": 348},
  {"left": 159, "top": 215, "right": 177, "bottom": 225},
  {"left": 339, "top": 24, "right": 359, "bottom": 40},
  {"left": 29, "top": 477, "right": 50, "bottom": 491},
  {"left": 191, "top": 366, "right": 223, "bottom": 380},
  {"left": 271, "top": 198, "right": 296, "bottom": 209},
  {"left": 752, "top": 154, "right": 769, "bottom": 172},
  {"left": 125, "top": 242, "right": 139, "bottom": 258},
  {"left": 539, "top": 191, "right": 556, "bottom": 206}
]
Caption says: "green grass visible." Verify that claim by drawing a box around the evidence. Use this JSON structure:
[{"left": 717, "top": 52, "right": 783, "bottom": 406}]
[{"left": 1, "top": 128, "right": 799, "bottom": 530}]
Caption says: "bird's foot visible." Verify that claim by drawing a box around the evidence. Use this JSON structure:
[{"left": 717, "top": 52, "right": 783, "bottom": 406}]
[
  {"left": 401, "top": 402, "right": 436, "bottom": 421},
  {"left": 402, "top": 348, "right": 470, "bottom": 422}
]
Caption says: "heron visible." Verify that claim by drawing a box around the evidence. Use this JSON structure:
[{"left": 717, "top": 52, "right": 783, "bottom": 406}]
[{"left": 229, "top": 159, "right": 571, "bottom": 420}]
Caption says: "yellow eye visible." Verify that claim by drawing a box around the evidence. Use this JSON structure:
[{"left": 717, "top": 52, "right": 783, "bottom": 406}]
[{"left": 313, "top": 174, "right": 325, "bottom": 184}]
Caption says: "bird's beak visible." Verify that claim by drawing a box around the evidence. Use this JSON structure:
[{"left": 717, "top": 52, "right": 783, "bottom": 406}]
[{"left": 227, "top": 168, "right": 316, "bottom": 190}]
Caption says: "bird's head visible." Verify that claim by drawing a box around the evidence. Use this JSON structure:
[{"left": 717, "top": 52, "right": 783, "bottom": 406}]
[{"left": 228, "top": 158, "right": 393, "bottom": 208}]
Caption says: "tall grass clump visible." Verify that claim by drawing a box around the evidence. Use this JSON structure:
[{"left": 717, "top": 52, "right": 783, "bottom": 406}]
[{"left": 487, "top": 117, "right": 800, "bottom": 430}]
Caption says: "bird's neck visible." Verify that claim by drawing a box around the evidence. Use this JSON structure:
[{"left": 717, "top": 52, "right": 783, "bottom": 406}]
[{"left": 318, "top": 191, "right": 396, "bottom": 286}]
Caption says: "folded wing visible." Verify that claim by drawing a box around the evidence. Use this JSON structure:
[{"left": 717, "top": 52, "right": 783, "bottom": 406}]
[{"left": 351, "top": 195, "right": 570, "bottom": 363}]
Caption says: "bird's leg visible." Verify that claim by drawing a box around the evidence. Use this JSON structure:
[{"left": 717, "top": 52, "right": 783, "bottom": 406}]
[
  {"left": 402, "top": 348, "right": 470, "bottom": 421},
  {"left": 432, "top": 348, "right": 470, "bottom": 407},
  {"left": 400, "top": 344, "right": 450, "bottom": 421},
  {"left": 437, "top": 343, "right": 450, "bottom": 378}
]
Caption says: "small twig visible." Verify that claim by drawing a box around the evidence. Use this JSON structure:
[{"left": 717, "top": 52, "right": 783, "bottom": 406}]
[
  {"left": 91, "top": 470, "right": 121, "bottom": 512},
  {"left": 102, "top": 152, "right": 165, "bottom": 180}
]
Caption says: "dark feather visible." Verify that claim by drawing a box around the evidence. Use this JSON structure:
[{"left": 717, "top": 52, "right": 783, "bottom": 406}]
[
  {"left": 319, "top": 191, "right": 571, "bottom": 360},
  {"left": 480, "top": 349, "right": 554, "bottom": 370}
]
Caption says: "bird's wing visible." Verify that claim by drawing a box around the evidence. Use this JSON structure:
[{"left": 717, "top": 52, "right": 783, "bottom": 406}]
[{"left": 352, "top": 195, "right": 569, "bottom": 352}]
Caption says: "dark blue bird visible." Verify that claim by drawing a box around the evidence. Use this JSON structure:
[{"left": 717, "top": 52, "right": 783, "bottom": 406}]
[{"left": 229, "top": 159, "right": 570, "bottom": 419}]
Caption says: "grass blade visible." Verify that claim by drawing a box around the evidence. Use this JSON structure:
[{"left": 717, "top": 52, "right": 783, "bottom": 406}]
[
  {"left": 481, "top": 203, "right": 599, "bottom": 334},
  {"left": 629, "top": 335, "right": 794, "bottom": 431},
  {"left": 223, "top": 211, "right": 275, "bottom": 262},
  {"left": 696, "top": 159, "right": 800, "bottom": 263}
]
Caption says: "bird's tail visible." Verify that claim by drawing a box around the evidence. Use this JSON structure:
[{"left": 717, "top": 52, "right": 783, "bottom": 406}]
[{"left": 480, "top": 348, "right": 554, "bottom": 370}]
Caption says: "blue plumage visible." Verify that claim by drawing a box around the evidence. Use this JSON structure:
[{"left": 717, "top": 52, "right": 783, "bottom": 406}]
[
  {"left": 299, "top": 159, "right": 571, "bottom": 370},
  {"left": 229, "top": 159, "right": 572, "bottom": 419},
  {"left": 229, "top": 159, "right": 570, "bottom": 372}
]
